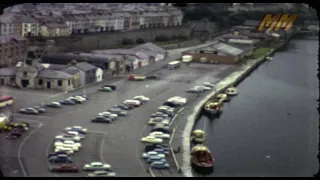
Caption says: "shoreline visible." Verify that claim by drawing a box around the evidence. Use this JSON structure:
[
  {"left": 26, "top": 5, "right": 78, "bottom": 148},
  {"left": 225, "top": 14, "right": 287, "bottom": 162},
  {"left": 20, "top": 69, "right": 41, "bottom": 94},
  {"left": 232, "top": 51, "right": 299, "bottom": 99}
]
[{"left": 180, "top": 42, "right": 284, "bottom": 177}]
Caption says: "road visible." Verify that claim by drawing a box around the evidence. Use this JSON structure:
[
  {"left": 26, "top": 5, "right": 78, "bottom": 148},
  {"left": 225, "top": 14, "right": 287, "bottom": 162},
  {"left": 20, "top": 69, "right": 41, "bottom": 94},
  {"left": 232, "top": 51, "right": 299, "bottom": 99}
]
[{"left": 0, "top": 42, "right": 240, "bottom": 177}]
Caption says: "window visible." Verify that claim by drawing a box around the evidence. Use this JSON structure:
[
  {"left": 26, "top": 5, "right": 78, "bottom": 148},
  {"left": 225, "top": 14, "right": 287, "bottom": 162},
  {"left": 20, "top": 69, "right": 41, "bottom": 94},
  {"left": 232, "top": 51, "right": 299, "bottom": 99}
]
[
  {"left": 23, "top": 72, "right": 27, "bottom": 77},
  {"left": 68, "top": 79, "right": 70, "bottom": 85},
  {"left": 38, "top": 79, "right": 43, "bottom": 85},
  {"left": 57, "top": 80, "right": 62, "bottom": 86}
]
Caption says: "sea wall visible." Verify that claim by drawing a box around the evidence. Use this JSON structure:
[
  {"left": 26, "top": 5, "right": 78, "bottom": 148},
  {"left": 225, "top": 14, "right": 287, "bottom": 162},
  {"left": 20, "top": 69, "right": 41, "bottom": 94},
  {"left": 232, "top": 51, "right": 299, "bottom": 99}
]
[{"left": 180, "top": 48, "right": 278, "bottom": 177}]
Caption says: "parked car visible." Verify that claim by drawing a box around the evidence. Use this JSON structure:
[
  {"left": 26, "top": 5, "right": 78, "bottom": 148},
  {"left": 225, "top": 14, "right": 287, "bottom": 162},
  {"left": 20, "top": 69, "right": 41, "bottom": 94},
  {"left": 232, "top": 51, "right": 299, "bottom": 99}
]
[
  {"left": 102, "top": 85, "right": 116, "bottom": 91},
  {"left": 149, "top": 131, "right": 170, "bottom": 139},
  {"left": 98, "top": 112, "right": 118, "bottom": 121},
  {"left": 99, "top": 87, "right": 113, "bottom": 92},
  {"left": 49, "top": 165, "right": 79, "bottom": 173},
  {"left": 128, "top": 74, "right": 146, "bottom": 81},
  {"left": 55, "top": 143, "right": 79, "bottom": 152},
  {"left": 145, "top": 144, "right": 170, "bottom": 152},
  {"left": 47, "top": 151, "right": 69, "bottom": 158},
  {"left": 66, "top": 131, "right": 85, "bottom": 139},
  {"left": 146, "top": 74, "right": 161, "bottom": 80},
  {"left": 54, "top": 146, "right": 75, "bottom": 155},
  {"left": 150, "top": 161, "right": 170, "bottom": 169},
  {"left": 60, "top": 99, "right": 76, "bottom": 105},
  {"left": 112, "top": 104, "right": 133, "bottom": 110},
  {"left": 186, "top": 87, "right": 202, "bottom": 93},
  {"left": 91, "top": 116, "right": 112, "bottom": 123},
  {"left": 48, "top": 154, "right": 73, "bottom": 163},
  {"left": 203, "top": 82, "right": 215, "bottom": 88},
  {"left": 152, "top": 124, "right": 171, "bottom": 134},
  {"left": 141, "top": 151, "right": 166, "bottom": 159},
  {"left": 67, "top": 97, "right": 83, "bottom": 104},
  {"left": 19, "top": 108, "right": 39, "bottom": 115},
  {"left": 141, "top": 136, "right": 163, "bottom": 144},
  {"left": 147, "top": 155, "right": 167, "bottom": 163},
  {"left": 78, "top": 94, "right": 89, "bottom": 100},
  {"left": 108, "top": 108, "right": 127, "bottom": 116},
  {"left": 32, "top": 106, "right": 46, "bottom": 113},
  {"left": 64, "top": 126, "right": 87, "bottom": 134},
  {"left": 46, "top": 102, "right": 62, "bottom": 108},
  {"left": 195, "top": 85, "right": 211, "bottom": 91},
  {"left": 157, "top": 106, "right": 174, "bottom": 117},
  {"left": 87, "top": 171, "right": 116, "bottom": 177},
  {"left": 133, "top": 95, "right": 150, "bottom": 104},
  {"left": 55, "top": 135, "right": 81, "bottom": 142},
  {"left": 55, "top": 140, "right": 81, "bottom": 149},
  {"left": 83, "top": 162, "right": 111, "bottom": 171},
  {"left": 148, "top": 118, "right": 170, "bottom": 126},
  {"left": 151, "top": 112, "right": 169, "bottom": 119},
  {"left": 163, "top": 96, "right": 187, "bottom": 107},
  {"left": 122, "top": 100, "right": 141, "bottom": 107}
]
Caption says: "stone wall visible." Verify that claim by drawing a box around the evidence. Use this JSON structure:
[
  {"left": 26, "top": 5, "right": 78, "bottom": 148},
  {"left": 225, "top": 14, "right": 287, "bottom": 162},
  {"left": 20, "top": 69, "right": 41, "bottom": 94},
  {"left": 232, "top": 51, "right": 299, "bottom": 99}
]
[{"left": 43, "top": 25, "right": 192, "bottom": 52}]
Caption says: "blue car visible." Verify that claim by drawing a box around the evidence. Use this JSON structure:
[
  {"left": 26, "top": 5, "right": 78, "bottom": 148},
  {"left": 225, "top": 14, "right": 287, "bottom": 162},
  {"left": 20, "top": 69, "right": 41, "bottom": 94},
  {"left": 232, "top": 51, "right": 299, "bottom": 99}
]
[
  {"left": 147, "top": 156, "right": 167, "bottom": 163},
  {"left": 91, "top": 116, "right": 112, "bottom": 123},
  {"left": 48, "top": 155, "right": 72, "bottom": 163},
  {"left": 112, "top": 104, "right": 132, "bottom": 110},
  {"left": 153, "top": 148, "right": 170, "bottom": 155},
  {"left": 60, "top": 99, "right": 76, "bottom": 105},
  {"left": 150, "top": 161, "right": 170, "bottom": 169}
]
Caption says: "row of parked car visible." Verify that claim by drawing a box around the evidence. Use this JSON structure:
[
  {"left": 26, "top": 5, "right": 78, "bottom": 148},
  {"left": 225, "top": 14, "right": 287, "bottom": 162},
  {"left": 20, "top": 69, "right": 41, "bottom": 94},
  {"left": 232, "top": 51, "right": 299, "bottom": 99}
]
[
  {"left": 186, "top": 82, "right": 215, "bottom": 94},
  {"left": 4, "top": 122, "right": 29, "bottom": 139},
  {"left": 140, "top": 96, "right": 188, "bottom": 170},
  {"left": 19, "top": 95, "right": 89, "bottom": 115},
  {"left": 47, "top": 126, "right": 116, "bottom": 177},
  {"left": 90, "top": 96, "right": 150, "bottom": 124}
]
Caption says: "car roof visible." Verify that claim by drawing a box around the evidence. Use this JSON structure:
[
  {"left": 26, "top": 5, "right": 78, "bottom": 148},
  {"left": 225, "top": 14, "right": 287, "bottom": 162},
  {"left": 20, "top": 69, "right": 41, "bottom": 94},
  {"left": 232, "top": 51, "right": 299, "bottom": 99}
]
[{"left": 91, "top": 162, "right": 103, "bottom": 165}]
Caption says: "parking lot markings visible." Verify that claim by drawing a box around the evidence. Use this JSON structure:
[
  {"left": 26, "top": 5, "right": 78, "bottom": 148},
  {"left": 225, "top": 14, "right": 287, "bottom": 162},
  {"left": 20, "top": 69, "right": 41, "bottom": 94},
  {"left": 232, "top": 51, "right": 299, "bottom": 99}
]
[
  {"left": 149, "top": 167, "right": 155, "bottom": 177},
  {"left": 99, "top": 133, "right": 108, "bottom": 164},
  {"left": 18, "top": 122, "right": 44, "bottom": 177}
]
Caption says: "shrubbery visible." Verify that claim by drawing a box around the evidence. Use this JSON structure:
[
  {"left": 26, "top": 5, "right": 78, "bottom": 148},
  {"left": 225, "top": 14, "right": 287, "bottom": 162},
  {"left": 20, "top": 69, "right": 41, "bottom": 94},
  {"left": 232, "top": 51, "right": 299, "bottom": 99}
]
[
  {"left": 155, "top": 35, "right": 171, "bottom": 42},
  {"left": 136, "top": 38, "right": 145, "bottom": 44},
  {"left": 121, "top": 38, "right": 134, "bottom": 45}
]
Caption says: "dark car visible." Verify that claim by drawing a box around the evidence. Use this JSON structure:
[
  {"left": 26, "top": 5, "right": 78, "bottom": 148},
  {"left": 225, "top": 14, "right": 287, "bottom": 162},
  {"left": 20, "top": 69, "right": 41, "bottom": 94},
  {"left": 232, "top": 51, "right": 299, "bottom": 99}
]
[
  {"left": 46, "top": 102, "right": 62, "bottom": 108},
  {"left": 47, "top": 152, "right": 69, "bottom": 158},
  {"left": 112, "top": 104, "right": 132, "bottom": 110},
  {"left": 60, "top": 99, "right": 76, "bottom": 105},
  {"left": 48, "top": 155, "right": 73, "bottom": 163},
  {"left": 9, "top": 131, "right": 22, "bottom": 137},
  {"left": 49, "top": 165, "right": 79, "bottom": 173},
  {"left": 145, "top": 144, "right": 170, "bottom": 152},
  {"left": 146, "top": 74, "right": 161, "bottom": 80},
  {"left": 91, "top": 116, "right": 112, "bottom": 123},
  {"left": 6, "top": 134, "right": 18, "bottom": 139},
  {"left": 152, "top": 126, "right": 171, "bottom": 134},
  {"left": 102, "top": 85, "right": 116, "bottom": 91}
]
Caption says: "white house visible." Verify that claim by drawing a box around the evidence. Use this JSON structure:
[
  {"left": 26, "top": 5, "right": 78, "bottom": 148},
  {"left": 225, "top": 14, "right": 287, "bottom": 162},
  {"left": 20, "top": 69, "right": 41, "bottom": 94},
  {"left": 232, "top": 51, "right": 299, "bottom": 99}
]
[
  {"left": 136, "top": 52, "right": 149, "bottom": 67},
  {"left": 131, "top": 43, "right": 167, "bottom": 62},
  {"left": 96, "top": 67, "right": 103, "bottom": 82}
]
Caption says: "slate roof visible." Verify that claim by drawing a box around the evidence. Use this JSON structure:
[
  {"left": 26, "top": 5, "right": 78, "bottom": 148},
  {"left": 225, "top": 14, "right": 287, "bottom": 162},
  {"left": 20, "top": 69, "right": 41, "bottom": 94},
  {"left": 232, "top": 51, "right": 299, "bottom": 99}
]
[
  {"left": 17, "top": 65, "right": 39, "bottom": 72},
  {"left": 140, "top": 50, "right": 158, "bottom": 57},
  {"left": 41, "top": 64, "right": 67, "bottom": 70},
  {"left": 0, "top": 67, "right": 17, "bottom": 76},
  {"left": 36, "top": 69, "right": 73, "bottom": 79},
  {"left": 42, "top": 53, "right": 114, "bottom": 65},
  {"left": 131, "top": 43, "right": 166, "bottom": 53},
  {"left": 61, "top": 68, "right": 79, "bottom": 75},
  {"left": 75, "top": 62, "right": 97, "bottom": 72}
]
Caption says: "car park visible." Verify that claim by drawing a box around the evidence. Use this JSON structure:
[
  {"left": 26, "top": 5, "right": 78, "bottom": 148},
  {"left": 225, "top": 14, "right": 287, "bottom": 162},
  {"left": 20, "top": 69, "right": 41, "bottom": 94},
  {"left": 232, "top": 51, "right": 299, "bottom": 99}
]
[
  {"left": 60, "top": 99, "right": 76, "bottom": 105},
  {"left": 83, "top": 162, "right": 112, "bottom": 171},
  {"left": 141, "top": 136, "right": 163, "bottom": 144},
  {"left": 150, "top": 161, "right": 170, "bottom": 169},
  {"left": 98, "top": 112, "right": 118, "bottom": 121},
  {"left": 149, "top": 131, "right": 170, "bottom": 139},
  {"left": 122, "top": 100, "right": 141, "bottom": 107},
  {"left": 48, "top": 154, "right": 73, "bottom": 163},
  {"left": 108, "top": 108, "right": 127, "bottom": 116},
  {"left": 99, "top": 87, "right": 113, "bottom": 92},
  {"left": 133, "top": 96, "right": 150, "bottom": 104},
  {"left": 46, "top": 102, "right": 62, "bottom": 108},
  {"left": 64, "top": 126, "right": 88, "bottom": 134},
  {"left": 49, "top": 165, "right": 79, "bottom": 173},
  {"left": 19, "top": 108, "right": 39, "bottom": 115},
  {"left": 91, "top": 116, "right": 112, "bottom": 123},
  {"left": 87, "top": 171, "right": 116, "bottom": 177},
  {"left": 112, "top": 104, "right": 132, "bottom": 110},
  {"left": 32, "top": 106, "right": 46, "bottom": 113}
]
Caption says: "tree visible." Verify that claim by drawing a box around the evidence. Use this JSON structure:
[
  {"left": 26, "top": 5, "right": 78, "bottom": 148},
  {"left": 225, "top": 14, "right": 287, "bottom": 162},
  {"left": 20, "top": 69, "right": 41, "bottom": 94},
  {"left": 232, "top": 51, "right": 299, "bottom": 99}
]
[
  {"left": 70, "top": 59, "right": 77, "bottom": 65},
  {"left": 155, "top": 35, "right": 170, "bottom": 42},
  {"left": 122, "top": 38, "right": 134, "bottom": 45},
  {"left": 136, "top": 38, "right": 145, "bottom": 44}
]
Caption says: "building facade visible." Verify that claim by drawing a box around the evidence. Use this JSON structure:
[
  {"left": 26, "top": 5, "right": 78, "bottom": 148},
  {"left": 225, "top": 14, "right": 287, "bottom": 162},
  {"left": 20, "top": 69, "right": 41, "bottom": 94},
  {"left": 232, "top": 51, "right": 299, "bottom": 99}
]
[{"left": 39, "top": 23, "right": 72, "bottom": 37}]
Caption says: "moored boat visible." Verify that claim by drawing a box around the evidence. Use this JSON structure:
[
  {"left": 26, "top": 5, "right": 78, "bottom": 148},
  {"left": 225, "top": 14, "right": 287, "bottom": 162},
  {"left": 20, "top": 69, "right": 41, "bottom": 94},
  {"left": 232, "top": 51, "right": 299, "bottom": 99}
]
[
  {"left": 204, "top": 101, "right": 222, "bottom": 116},
  {"left": 191, "top": 129, "right": 206, "bottom": 143},
  {"left": 190, "top": 144, "right": 214, "bottom": 173},
  {"left": 265, "top": 56, "right": 273, "bottom": 61},
  {"left": 225, "top": 87, "right": 238, "bottom": 96},
  {"left": 216, "top": 93, "right": 229, "bottom": 102}
]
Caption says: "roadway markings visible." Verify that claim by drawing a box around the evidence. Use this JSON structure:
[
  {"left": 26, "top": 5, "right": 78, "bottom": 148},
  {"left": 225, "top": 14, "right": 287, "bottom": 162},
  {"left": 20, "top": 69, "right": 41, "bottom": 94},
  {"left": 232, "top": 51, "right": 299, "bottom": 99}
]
[
  {"left": 149, "top": 167, "right": 156, "bottom": 177},
  {"left": 18, "top": 122, "right": 44, "bottom": 177},
  {"left": 87, "top": 130, "right": 108, "bottom": 135},
  {"left": 99, "top": 133, "right": 108, "bottom": 164},
  {"left": 50, "top": 91, "right": 68, "bottom": 98},
  {"left": 169, "top": 128, "right": 181, "bottom": 171},
  {"left": 169, "top": 107, "right": 185, "bottom": 126}
]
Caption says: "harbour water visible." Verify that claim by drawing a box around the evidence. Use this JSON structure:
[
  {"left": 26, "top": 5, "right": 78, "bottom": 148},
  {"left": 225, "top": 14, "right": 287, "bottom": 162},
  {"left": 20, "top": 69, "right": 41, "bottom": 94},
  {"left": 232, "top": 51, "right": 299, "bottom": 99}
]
[{"left": 194, "top": 36, "right": 319, "bottom": 177}]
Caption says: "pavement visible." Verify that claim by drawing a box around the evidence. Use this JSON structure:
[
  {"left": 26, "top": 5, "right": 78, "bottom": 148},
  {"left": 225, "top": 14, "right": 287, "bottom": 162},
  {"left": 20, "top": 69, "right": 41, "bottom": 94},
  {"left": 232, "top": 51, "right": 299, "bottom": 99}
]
[{"left": 0, "top": 40, "right": 241, "bottom": 177}]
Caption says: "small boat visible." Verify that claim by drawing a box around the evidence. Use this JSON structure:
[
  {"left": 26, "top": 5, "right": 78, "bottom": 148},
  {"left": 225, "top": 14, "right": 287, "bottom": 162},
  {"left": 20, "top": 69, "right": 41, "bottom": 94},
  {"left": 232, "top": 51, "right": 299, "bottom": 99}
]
[
  {"left": 204, "top": 101, "right": 222, "bottom": 116},
  {"left": 190, "top": 144, "right": 214, "bottom": 173},
  {"left": 191, "top": 130, "right": 206, "bottom": 143},
  {"left": 216, "top": 93, "right": 229, "bottom": 102},
  {"left": 225, "top": 87, "right": 237, "bottom": 96},
  {"left": 265, "top": 56, "right": 273, "bottom": 61}
]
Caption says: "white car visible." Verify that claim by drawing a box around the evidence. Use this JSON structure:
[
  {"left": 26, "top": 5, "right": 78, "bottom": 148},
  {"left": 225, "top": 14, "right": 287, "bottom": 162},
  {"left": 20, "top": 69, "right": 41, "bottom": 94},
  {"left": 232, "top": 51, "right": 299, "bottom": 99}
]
[
  {"left": 158, "top": 106, "right": 174, "bottom": 116},
  {"left": 98, "top": 112, "right": 118, "bottom": 119},
  {"left": 148, "top": 118, "right": 170, "bottom": 126},
  {"left": 195, "top": 85, "right": 211, "bottom": 91},
  {"left": 149, "top": 131, "right": 170, "bottom": 139},
  {"left": 64, "top": 126, "right": 88, "bottom": 134},
  {"left": 141, "top": 136, "right": 163, "bottom": 144},
  {"left": 71, "top": 96, "right": 87, "bottom": 102},
  {"left": 83, "top": 162, "right": 112, "bottom": 171},
  {"left": 123, "top": 100, "right": 141, "bottom": 107},
  {"left": 54, "top": 146, "right": 74, "bottom": 154},
  {"left": 63, "top": 140, "right": 82, "bottom": 148},
  {"left": 133, "top": 95, "right": 150, "bottom": 103},
  {"left": 204, "top": 82, "right": 215, "bottom": 88},
  {"left": 166, "top": 96, "right": 187, "bottom": 105},
  {"left": 55, "top": 144, "right": 79, "bottom": 152},
  {"left": 67, "top": 131, "right": 85, "bottom": 139},
  {"left": 142, "top": 151, "right": 166, "bottom": 159}
]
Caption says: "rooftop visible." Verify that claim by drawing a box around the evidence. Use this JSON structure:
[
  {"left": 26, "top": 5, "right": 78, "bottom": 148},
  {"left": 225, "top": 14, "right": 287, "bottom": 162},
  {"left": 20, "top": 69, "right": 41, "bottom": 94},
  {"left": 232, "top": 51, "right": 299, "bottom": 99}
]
[
  {"left": 36, "top": 69, "right": 73, "bottom": 79},
  {"left": 75, "top": 62, "right": 97, "bottom": 71},
  {"left": 212, "top": 42, "right": 244, "bottom": 56},
  {"left": 131, "top": 42, "right": 166, "bottom": 53},
  {"left": 0, "top": 67, "right": 17, "bottom": 76}
]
